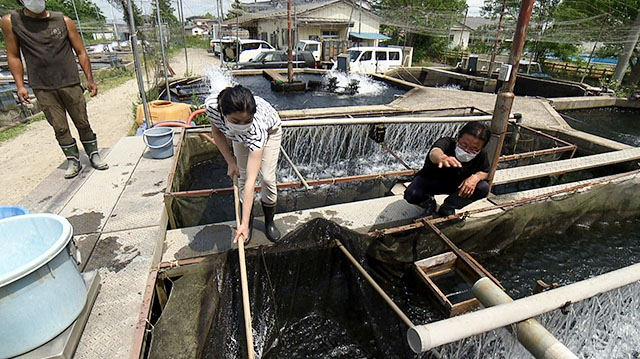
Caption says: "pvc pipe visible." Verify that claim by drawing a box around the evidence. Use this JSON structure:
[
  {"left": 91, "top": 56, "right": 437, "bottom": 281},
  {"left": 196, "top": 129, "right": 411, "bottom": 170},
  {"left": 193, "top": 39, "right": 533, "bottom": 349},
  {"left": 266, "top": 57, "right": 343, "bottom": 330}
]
[
  {"left": 281, "top": 115, "right": 515, "bottom": 127},
  {"left": 407, "top": 262, "right": 640, "bottom": 353},
  {"left": 473, "top": 278, "right": 577, "bottom": 359}
]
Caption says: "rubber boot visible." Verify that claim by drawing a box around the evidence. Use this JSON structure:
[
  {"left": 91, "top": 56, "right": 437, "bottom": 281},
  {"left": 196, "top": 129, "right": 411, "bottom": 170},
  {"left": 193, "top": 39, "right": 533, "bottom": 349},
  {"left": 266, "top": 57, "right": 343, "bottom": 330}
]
[
  {"left": 418, "top": 196, "right": 437, "bottom": 218},
  {"left": 262, "top": 202, "right": 281, "bottom": 242},
  {"left": 438, "top": 194, "right": 474, "bottom": 217},
  {"left": 239, "top": 202, "right": 255, "bottom": 244},
  {"left": 81, "top": 137, "right": 109, "bottom": 170},
  {"left": 60, "top": 140, "right": 82, "bottom": 179}
]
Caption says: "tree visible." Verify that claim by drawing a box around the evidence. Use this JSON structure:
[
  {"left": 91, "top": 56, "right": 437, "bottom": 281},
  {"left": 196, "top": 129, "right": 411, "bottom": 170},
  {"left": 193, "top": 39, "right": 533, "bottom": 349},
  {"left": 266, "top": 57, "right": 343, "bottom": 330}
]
[
  {"left": 0, "top": 0, "right": 104, "bottom": 20},
  {"left": 151, "top": 0, "right": 177, "bottom": 25},
  {"left": 226, "top": 0, "right": 246, "bottom": 20},
  {"left": 376, "top": 0, "right": 467, "bottom": 61},
  {"left": 106, "top": 0, "right": 143, "bottom": 27},
  {"left": 202, "top": 12, "right": 217, "bottom": 20}
]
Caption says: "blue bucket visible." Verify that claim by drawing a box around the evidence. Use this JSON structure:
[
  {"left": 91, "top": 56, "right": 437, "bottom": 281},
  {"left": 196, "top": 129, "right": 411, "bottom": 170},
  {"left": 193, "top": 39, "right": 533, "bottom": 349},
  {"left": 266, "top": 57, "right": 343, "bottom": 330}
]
[
  {"left": 143, "top": 127, "right": 175, "bottom": 159},
  {"left": 0, "top": 205, "right": 29, "bottom": 219},
  {"left": 0, "top": 214, "right": 86, "bottom": 357}
]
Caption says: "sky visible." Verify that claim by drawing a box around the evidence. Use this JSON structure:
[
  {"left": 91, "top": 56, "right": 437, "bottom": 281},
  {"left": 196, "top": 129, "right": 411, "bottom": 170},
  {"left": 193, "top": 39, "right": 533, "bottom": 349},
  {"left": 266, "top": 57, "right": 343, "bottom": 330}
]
[{"left": 96, "top": 0, "right": 483, "bottom": 24}]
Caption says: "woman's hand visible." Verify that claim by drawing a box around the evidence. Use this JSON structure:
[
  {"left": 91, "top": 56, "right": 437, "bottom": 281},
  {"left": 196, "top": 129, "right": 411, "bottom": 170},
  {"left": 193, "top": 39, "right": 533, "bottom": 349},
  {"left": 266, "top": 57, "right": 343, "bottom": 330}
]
[
  {"left": 438, "top": 154, "right": 462, "bottom": 168},
  {"left": 458, "top": 174, "right": 479, "bottom": 198},
  {"left": 234, "top": 222, "right": 250, "bottom": 244},
  {"left": 227, "top": 161, "right": 240, "bottom": 179}
]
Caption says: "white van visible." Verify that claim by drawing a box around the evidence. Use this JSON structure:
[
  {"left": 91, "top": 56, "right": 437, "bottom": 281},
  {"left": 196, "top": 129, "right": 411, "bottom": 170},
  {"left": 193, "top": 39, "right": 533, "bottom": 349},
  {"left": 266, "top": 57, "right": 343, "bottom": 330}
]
[
  {"left": 220, "top": 39, "right": 276, "bottom": 63},
  {"left": 295, "top": 40, "right": 322, "bottom": 62},
  {"left": 344, "top": 47, "right": 403, "bottom": 74}
]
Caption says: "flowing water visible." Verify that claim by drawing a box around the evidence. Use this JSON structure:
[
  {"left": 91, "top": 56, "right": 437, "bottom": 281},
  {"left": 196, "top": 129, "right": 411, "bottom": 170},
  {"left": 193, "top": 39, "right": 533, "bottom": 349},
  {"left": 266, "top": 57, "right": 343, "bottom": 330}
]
[
  {"left": 171, "top": 68, "right": 407, "bottom": 110},
  {"left": 561, "top": 107, "right": 640, "bottom": 146}
]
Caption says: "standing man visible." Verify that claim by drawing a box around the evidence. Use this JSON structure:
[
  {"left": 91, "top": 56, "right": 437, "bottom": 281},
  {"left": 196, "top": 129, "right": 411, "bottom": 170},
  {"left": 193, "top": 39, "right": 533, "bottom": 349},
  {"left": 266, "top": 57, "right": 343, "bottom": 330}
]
[{"left": 1, "top": 0, "right": 108, "bottom": 179}]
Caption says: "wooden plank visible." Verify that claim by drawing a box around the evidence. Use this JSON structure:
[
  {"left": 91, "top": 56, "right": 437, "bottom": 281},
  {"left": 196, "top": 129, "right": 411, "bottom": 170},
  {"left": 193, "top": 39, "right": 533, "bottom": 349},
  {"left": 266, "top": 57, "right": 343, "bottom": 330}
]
[{"left": 493, "top": 148, "right": 640, "bottom": 186}]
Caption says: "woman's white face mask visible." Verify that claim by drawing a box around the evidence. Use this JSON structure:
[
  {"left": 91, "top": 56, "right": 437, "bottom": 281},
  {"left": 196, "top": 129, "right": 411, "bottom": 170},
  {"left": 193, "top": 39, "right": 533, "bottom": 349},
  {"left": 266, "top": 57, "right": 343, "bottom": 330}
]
[
  {"left": 225, "top": 117, "right": 252, "bottom": 136},
  {"left": 23, "top": 0, "right": 46, "bottom": 14},
  {"left": 455, "top": 144, "right": 478, "bottom": 163}
]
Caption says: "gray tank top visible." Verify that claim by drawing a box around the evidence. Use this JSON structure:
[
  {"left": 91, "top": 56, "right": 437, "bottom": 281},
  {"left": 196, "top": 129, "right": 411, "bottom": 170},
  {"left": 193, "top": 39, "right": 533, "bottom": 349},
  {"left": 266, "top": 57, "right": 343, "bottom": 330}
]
[{"left": 10, "top": 10, "right": 80, "bottom": 90}]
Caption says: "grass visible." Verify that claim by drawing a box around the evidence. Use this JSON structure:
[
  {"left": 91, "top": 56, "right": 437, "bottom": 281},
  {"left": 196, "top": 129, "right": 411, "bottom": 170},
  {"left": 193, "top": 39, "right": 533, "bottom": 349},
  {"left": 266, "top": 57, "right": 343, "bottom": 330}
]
[{"left": 0, "top": 113, "right": 46, "bottom": 144}]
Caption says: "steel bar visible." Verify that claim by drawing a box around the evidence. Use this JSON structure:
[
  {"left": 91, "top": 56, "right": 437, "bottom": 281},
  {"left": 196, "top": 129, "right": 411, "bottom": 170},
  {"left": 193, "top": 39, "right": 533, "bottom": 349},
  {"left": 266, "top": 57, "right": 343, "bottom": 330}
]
[
  {"left": 498, "top": 146, "right": 576, "bottom": 162},
  {"left": 155, "top": 0, "right": 171, "bottom": 101},
  {"left": 130, "top": 269, "right": 158, "bottom": 359},
  {"left": 165, "top": 169, "right": 416, "bottom": 198},
  {"left": 280, "top": 146, "right": 311, "bottom": 190},
  {"left": 335, "top": 239, "right": 414, "bottom": 328},
  {"left": 381, "top": 143, "right": 413, "bottom": 170},
  {"left": 233, "top": 177, "right": 255, "bottom": 359},
  {"left": 126, "top": 0, "right": 151, "bottom": 129}
]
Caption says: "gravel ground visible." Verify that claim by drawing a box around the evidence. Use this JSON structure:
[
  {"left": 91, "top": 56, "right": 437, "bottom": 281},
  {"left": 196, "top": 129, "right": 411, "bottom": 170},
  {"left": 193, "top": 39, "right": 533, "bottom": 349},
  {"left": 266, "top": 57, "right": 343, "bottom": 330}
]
[{"left": 0, "top": 48, "right": 219, "bottom": 205}]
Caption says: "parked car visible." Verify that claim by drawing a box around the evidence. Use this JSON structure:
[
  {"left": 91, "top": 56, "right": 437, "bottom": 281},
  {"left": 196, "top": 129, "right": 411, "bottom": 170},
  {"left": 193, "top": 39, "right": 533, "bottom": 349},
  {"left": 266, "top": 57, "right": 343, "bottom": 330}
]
[
  {"left": 342, "top": 47, "right": 403, "bottom": 74},
  {"left": 220, "top": 39, "right": 275, "bottom": 64},
  {"left": 295, "top": 40, "right": 322, "bottom": 62},
  {"left": 237, "top": 51, "right": 316, "bottom": 69}
]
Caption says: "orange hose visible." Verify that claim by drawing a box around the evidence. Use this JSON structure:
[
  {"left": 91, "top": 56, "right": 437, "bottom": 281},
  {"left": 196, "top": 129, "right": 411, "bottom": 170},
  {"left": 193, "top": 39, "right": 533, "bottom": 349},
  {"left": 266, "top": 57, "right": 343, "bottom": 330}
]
[
  {"left": 188, "top": 109, "right": 206, "bottom": 126},
  {"left": 153, "top": 122, "right": 191, "bottom": 128},
  {"left": 199, "top": 133, "right": 216, "bottom": 145}
]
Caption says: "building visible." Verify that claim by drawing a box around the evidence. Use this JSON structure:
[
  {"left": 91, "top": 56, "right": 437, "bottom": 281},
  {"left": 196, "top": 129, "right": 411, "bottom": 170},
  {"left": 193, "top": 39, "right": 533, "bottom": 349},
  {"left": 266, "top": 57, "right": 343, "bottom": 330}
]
[
  {"left": 224, "top": 0, "right": 389, "bottom": 48},
  {"left": 185, "top": 24, "right": 209, "bottom": 36},
  {"left": 448, "top": 16, "right": 498, "bottom": 50}
]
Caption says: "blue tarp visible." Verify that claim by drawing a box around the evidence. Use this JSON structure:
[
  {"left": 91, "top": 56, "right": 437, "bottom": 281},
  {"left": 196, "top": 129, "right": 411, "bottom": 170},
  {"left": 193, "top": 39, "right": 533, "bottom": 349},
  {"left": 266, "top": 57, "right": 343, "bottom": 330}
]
[{"left": 349, "top": 32, "right": 391, "bottom": 40}]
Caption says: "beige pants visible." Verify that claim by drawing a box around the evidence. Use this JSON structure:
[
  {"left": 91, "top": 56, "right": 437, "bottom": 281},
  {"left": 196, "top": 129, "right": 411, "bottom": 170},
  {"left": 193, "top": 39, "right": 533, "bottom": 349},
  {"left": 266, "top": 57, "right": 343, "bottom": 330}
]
[{"left": 233, "top": 127, "right": 282, "bottom": 206}]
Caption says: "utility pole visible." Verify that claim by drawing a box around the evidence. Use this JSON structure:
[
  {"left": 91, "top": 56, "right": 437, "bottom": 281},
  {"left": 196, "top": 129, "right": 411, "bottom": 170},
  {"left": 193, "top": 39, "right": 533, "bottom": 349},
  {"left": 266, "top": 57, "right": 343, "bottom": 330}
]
[
  {"left": 487, "top": 0, "right": 507, "bottom": 77},
  {"left": 358, "top": 0, "right": 362, "bottom": 42},
  {"left": 613, "top": 12, "right": 640, "bottom": 86},
  {"left": 155, "top": 0, "right": 171, "bottom": 101},
  {"left": 581, "top": 13, "right": 609, "bottom": 83},
  {"left": 126, "top": 0, "right": 151, "bottom": 129},
  {"left": 486, "top": 0, "right": 535, "bottom": 188},
  {"left": 287, "top": 0, "right": 293, "bottom": 82},
  {"left": 110, "top": 4, "right": 119, "bottom": 40}
]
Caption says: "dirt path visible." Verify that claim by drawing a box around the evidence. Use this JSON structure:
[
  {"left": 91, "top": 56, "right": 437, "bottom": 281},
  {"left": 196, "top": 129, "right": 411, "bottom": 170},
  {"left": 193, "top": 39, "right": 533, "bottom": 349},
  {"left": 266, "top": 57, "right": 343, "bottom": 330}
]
[{"left": 0, "top": 48, "right": 219, "bottom": 206}]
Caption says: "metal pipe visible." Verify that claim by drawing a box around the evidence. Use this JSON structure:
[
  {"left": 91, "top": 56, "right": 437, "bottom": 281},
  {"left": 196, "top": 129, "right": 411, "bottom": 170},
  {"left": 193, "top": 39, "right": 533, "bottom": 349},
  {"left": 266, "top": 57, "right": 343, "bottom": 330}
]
[
  {"left": 126, "top": 0, "right": 151, "bottom": 129},
  {"left": 280, "top": 146, "right": 310, "bottom": 190},
  {"left": 407, "top": 262, "right": 640, "bottom": 353},
  {"left": 487, "top": 0, "right": 507, "bottom": 76},
  {"left": 70, "top": 0, "right": 85, "bottom": 42},
  {"left": 486, "top": 0, "right": 535, "bottom": 188},
  {"left": 177, "top": 0, "right": 189, "bottom": 75},
  {"left": 473, "top": 278, "right": 578, "bottom": 359},
  {"left": 165, "top": 169, "right": 416, "bottom": 198},
  {"left": 613, "top": 12, "right": 640, "bottom": 86},
  {"left": 287, "top": 0, "right": 293, "bottom": 83},
  {"left": 155, "top": 0, "right": 171, "bottom": 102},
  {"left": 335, "top": 239, "right": 414, "bottom": 328},
  {"left": 281, "top": 115, "right": 513, "bottom": 127}
]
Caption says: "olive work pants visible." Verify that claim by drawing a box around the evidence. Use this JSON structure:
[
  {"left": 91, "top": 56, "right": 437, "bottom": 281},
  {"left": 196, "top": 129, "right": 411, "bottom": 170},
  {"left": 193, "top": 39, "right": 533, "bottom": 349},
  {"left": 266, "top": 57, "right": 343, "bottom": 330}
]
[
  {"left": 233, "top": 127, "right": 282, "bottom": 206},
  {"left": 33, "top": 84, "right": 95, "bottom": 146}
]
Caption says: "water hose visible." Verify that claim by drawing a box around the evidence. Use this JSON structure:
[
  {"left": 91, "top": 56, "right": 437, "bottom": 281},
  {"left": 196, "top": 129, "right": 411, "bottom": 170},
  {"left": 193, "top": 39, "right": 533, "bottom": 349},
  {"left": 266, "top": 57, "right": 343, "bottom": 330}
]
[
  {"left": 232, "top": 176, "right": 255, "bottom": 359},
  {"left": 188, "top": 108, "right": 206, "bottom": 125}
]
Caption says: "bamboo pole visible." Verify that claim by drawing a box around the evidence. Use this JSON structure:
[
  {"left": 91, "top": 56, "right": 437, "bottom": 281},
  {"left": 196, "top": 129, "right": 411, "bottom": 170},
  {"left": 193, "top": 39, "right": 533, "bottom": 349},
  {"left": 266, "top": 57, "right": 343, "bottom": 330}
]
[{"left": 233, "top": 176, "right": 255, "bottom": 359}]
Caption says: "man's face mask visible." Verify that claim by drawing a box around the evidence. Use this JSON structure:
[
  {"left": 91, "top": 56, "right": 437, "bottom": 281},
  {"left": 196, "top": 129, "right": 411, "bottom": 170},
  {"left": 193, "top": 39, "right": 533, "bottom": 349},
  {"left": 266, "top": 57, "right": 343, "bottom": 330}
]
[{"left": 22, "top": 0, "right": 46, "bottom": 13}]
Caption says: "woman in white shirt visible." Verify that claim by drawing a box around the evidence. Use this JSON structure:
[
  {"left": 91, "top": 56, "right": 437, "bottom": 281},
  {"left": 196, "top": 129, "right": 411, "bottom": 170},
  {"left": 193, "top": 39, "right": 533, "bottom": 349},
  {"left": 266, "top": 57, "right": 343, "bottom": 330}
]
[{"left": 205, "top": 85, "right": 282, "bottom": 243}]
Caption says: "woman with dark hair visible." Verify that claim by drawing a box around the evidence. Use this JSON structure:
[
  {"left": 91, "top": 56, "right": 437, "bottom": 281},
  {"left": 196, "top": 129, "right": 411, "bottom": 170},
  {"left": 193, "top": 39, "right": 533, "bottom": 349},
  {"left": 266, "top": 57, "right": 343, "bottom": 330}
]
[
  {"left": 404, "top": 122, "right": 492, "bottom": 217},
  {"left": 205, "top": 85, "right": 282, "bottom": 243}
]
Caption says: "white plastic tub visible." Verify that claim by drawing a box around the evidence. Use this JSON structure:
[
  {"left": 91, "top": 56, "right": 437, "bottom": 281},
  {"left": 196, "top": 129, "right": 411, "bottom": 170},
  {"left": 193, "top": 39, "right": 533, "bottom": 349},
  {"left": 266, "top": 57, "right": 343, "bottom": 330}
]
[{"left": 0, "top": 214, "right": 87, "bottom": 358}]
